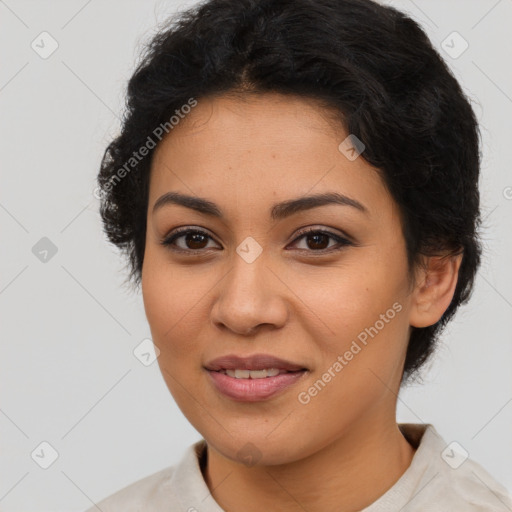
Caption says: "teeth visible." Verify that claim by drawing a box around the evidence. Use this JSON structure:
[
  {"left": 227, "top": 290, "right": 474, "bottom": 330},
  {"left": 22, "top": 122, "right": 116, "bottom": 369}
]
[{"left": 224, "top": 368, "right": 282, "bottom": 379}]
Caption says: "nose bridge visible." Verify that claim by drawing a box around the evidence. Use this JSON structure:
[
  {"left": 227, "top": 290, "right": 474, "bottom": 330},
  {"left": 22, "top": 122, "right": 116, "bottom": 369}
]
[
  {"left": 225, "top": 242, "right": 271, "bottom": 306},
  {"left": 211, "top": 242, "right": 287, "bottom": 334}
]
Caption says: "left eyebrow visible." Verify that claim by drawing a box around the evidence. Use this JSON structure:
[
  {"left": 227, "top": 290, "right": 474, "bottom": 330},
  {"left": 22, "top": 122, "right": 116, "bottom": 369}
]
[
  {"left": 152, "top": 191, "right": 368, "bottom": 219},
  {"left": 270, "top": 192, "right": 368, "bottom": 219}
]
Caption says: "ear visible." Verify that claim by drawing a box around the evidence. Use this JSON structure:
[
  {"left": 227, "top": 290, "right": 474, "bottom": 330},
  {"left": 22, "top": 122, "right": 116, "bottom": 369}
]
[{"left": 409, "top": 252, "right": 463, "bottom": 328}]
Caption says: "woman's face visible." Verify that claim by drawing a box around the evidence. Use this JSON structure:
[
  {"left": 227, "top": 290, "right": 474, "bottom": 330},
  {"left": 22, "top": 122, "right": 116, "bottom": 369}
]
[{"left": 142, "top": 92, "right": 417, "bottom": 464}]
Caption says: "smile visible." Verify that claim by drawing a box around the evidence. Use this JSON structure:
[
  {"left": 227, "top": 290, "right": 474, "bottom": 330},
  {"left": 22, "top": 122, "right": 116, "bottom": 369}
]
[{"left": 218, "top": 368, "right": 286, "bottom": 379}]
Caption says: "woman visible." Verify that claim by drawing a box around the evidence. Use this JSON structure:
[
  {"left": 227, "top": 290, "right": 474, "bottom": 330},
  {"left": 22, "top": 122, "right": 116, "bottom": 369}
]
[{"left": 86, "top": 0, "right": 512, "bottom": 510}]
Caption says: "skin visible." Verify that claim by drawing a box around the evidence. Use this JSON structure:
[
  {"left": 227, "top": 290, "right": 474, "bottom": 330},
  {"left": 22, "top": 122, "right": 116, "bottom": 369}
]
[{"left": 141, "top": 92, "right": 462, "bottom": 511}]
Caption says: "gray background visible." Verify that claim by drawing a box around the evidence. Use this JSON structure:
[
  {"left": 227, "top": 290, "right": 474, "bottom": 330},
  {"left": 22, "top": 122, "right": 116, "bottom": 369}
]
[{"left": 1, "top": 0, "right": 511, "bottom": 510}]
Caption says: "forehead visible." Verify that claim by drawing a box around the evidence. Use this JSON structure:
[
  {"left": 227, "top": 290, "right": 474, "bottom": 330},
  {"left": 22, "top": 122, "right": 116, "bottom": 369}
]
[
  {"left": 165, "top": 92, "right": 345, "bottom": 139},
  {"left": 148, "top": 93, "right": 394, "bottom": 220}
]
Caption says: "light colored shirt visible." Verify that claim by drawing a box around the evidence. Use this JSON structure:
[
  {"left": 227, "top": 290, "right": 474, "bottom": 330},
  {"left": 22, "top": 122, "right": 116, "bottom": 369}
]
[{"left": 84, "top": 423, "right": 512, "bottom": 511}]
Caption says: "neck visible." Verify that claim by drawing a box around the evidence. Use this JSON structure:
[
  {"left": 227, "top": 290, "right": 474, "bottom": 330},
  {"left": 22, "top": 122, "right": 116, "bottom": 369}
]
[{"left": 203, "top": 414, "right": 416, "bottom": 512}]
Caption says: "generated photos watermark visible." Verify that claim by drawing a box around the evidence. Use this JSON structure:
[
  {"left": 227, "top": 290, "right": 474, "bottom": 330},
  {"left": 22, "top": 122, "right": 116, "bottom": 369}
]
[
  {"left": 93, "top": 97, "right": 198, "bottom": 200},
  {"left": 297, "top": 301, "right": 403, "bottom": 405}
]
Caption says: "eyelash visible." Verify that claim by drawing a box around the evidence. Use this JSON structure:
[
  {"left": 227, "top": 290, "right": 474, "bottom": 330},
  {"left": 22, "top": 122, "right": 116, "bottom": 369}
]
[{"left": 160, "top": 226, "right": 353, "bottom": 255}]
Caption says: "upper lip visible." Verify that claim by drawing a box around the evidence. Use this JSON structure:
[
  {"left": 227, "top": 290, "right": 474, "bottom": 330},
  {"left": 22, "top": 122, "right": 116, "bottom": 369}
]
[{"left": 204, "top": 354, "right": 307, "bottom": 372}]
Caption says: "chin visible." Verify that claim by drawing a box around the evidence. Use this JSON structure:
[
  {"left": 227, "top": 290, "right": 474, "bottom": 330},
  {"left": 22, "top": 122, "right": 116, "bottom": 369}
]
[{"left": 202, "top": 426, "right": 313, "bottom": 467}]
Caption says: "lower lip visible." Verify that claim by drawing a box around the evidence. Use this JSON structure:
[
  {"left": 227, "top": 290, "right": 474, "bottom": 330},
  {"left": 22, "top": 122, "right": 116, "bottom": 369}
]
[{"left": 206, "top": 370, "right": 307, "bottom": 401}]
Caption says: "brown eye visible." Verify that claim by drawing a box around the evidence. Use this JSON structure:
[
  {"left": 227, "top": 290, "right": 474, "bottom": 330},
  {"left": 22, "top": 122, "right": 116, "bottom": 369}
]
[
  {"left": 290, "top": 228, "right": 353, "bottom": 253},
  {"left": 183, "top": 232, "right": 209, "bottom": 250},
  {"left": 161, "top": 227, "right": 353, "bottom": 255},
  {"left": 161, "top": 228, "right": 220, "bottom": 252},
  {"left": 305, "top": 233, "right": 330, "bottom": 250}
]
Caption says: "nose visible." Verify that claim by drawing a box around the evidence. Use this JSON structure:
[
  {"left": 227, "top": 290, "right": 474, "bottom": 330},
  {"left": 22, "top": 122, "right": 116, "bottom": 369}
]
[{"left": 210, "top": 252, "right": 288, "bottom": 336}]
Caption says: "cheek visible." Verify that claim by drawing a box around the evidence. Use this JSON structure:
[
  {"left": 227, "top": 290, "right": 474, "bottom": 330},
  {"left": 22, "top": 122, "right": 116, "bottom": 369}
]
[
  {"left": 306, "top": 251, "right": 410, "bottom": 379},
  {"left": 312, "top": 258, "right": 404, "bottom": 330},
  {"left": 141, "top": 250, "right": 203, "bottom": 361},
  {"left": 141, "top": 255, "right": 208, "bottom": 415}
]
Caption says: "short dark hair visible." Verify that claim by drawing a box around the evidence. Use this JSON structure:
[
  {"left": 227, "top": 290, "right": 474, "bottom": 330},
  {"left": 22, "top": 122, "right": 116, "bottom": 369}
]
[{"left": 97, "top": 0, "right": 482, "bottom": 383}]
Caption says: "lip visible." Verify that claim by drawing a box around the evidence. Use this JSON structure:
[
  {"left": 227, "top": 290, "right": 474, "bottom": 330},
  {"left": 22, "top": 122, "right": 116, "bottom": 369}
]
[
  {"left": 207, "top": 370, "right": 307, "bottom": 401},
  {"left": 204, "top": 353, "right": 307, "bottom": 372},
  {"left": 204, "top": 353, "right": 309, "bottom": 402}
]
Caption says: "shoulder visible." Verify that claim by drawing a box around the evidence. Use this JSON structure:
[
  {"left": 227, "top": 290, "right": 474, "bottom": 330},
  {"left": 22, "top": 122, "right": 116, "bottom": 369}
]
[
  {"left": 416, "top": 458, "right": 512, "bottom": 511},
  {"left": 82, "top": 439, "right": 208, "bottom": 512},
  {"left": 399, "top": 424, "right": 512, "bottom": 511},
  {"left": 82, "top": 465, "right": 178, "bottom": 512},
  {"left": 431, "top": 455, "right": 512, "bottom": 511}
]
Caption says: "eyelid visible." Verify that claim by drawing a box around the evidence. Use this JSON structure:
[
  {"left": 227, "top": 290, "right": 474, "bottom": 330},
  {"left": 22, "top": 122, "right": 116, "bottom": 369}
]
[
  {"left": 161, "top": 226, "right": 220, "bottom": 252},
  {"left": 160, "top": 225, "right": 354, "bottom": 254},
  {"left": 291, "top": 225, "right": 354, "bottom": 245}
]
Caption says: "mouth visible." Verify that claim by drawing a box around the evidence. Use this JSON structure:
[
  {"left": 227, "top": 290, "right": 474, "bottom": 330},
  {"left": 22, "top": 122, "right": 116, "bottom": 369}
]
[
  {"left": 204, "top": 353, "right": 308, "bottom": 372},
  {"left": 204, "top": 353, "right": 309, "bottom": 401},
  {"left": 213, "top": 368, "right": 301, "bottom": 379}
]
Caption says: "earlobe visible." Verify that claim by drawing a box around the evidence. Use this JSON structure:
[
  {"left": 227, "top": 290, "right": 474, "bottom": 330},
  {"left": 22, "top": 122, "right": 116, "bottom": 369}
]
[{"left": 409, "top": 252, "right": 463, "bottom": 328}]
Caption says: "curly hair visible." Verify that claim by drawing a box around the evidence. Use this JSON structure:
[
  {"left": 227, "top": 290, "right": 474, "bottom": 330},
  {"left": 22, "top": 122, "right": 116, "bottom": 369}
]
[{"left": 97, "top": 0, "right": 482, "bottom": 383}]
